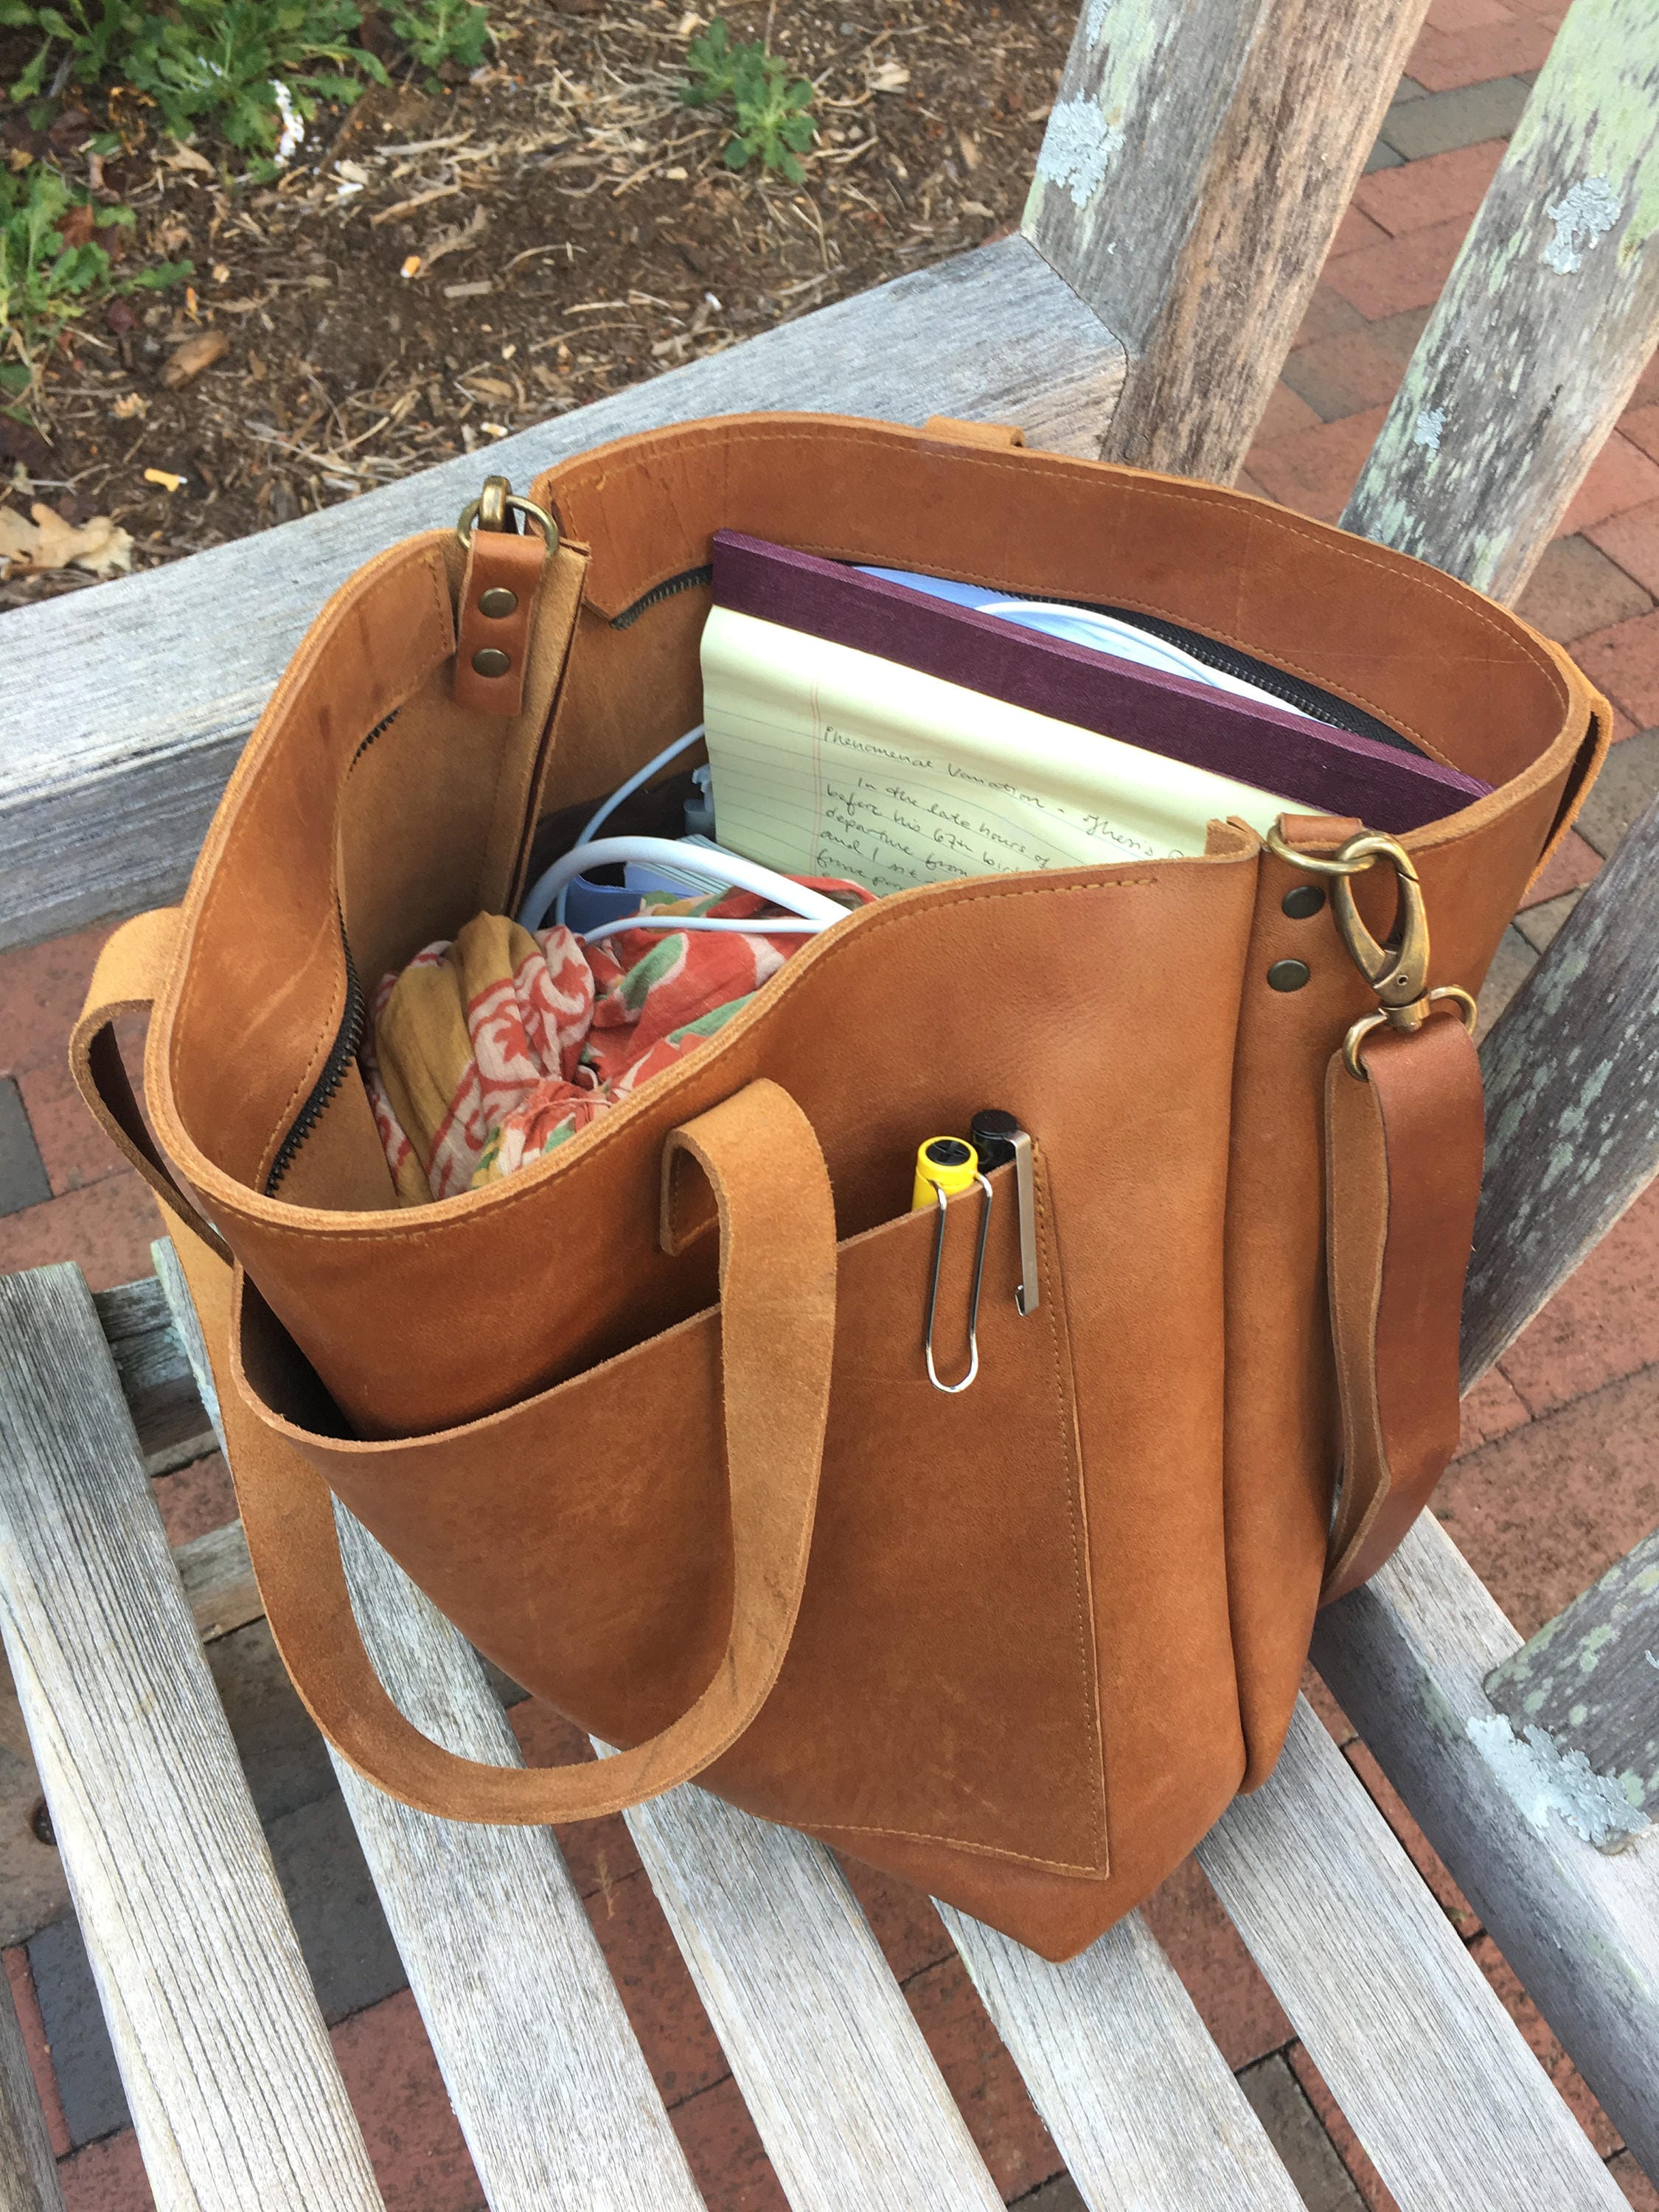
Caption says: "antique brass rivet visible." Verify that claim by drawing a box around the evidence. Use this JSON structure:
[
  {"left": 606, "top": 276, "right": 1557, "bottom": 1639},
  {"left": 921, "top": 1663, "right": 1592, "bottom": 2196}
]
[
  {"left": 479, "top": 586, "right": 518, "bottom": 619},
  {"left": 471, "top": 646, "right": 512, "bottom": 678},
  {"left": 1267, "top": 959, "right": 1310, "bottom": 992},
  {"left": 1282, "top": 885, "right": 1325, "bottom": 920}
]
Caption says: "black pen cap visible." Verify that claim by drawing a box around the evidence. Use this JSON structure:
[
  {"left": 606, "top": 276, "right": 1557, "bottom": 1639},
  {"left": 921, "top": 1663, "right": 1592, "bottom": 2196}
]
[{"left": 970, "top": 1107, "right": 1021, "bottom": 1174}]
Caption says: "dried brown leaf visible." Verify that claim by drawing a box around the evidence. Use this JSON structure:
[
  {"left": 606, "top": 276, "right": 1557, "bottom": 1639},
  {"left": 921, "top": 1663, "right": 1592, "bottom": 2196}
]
[{"left": 161, "top": 329, "right": 231, "bottom": 389}]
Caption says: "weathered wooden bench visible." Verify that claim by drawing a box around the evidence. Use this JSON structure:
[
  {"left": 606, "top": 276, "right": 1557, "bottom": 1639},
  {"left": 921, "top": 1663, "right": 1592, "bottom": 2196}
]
[{"left": 1, "top": 0, "right": 1657, "bottom": 2202}]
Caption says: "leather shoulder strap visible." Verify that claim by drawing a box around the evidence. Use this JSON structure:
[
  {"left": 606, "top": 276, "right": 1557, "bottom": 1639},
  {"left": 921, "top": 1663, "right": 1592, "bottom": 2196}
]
[
  {"left": 70, "top": 909, "right": 230, "bottom": 1262},
  {"left": 1322, "top": 1012, "right": 1484, "bottom": 1600},
  {"left": 173, "top": 1077, "right": 837, "bottom": 1823}
]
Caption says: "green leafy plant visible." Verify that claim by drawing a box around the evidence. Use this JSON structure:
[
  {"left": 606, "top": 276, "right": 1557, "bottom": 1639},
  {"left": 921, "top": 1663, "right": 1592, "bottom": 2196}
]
[
  {"left": 0, "top": 0, "right": 395, "bottom": 160},
  {"left": 681, "top": 17, "right": 815, "bottom": 184},
  {"left": 388, "top": 0, "right": 487, "bottom": 77},
  {"left": 0, "top": 160, "right": 189, "bottom": 387}
]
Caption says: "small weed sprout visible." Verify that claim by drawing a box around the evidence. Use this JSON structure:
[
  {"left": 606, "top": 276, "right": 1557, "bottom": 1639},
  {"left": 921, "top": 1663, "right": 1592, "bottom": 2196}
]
[
  {"left": 0, "top": 161, "right": 190, "bottom": 392},
  {"left": 681, "top": 18, "right": 815, "bottom": 184},
  {"left": 389, "top": 0, "right": 490, "bottom": 80}
]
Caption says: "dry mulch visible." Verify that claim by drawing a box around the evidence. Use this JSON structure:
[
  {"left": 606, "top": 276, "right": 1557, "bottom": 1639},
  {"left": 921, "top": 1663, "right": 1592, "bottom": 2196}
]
[{"left": 1, "top": 0, "right": 1074, "bottom": 607}]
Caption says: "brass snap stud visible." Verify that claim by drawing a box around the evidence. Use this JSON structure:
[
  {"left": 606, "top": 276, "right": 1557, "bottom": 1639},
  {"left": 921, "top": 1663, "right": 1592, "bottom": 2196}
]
[
  {"left": 479, "top": 587, "right": 518, "bottom": 619},
  {"left": 471, "top": 647, "right": 512, "bottom": 678},
  {"left": 1267, "top": 959, "right": 1310, "bottom": 992},
  {"left": 1282, "top": 885, "right": 1325, "bottom": 919}
]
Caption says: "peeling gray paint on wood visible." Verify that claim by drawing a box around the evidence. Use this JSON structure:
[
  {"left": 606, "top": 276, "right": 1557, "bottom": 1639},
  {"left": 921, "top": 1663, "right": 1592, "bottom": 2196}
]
[
  {"left": 1024, "top": 0, "right": 1433, "bottom": 481},
  {"left": 1461, "top": 790, "right": 1659, "bottom": 1388},
  {"left": 1313, "top": 1517, "right": 1659, "bottom": 2184},
  {"left": 1484, "top": 1526, "right": 1659, "bottom": 1837},
  {"left": 1464, "top": 1714, "right": 1648, "bottom": 1848},
  {"left": 1343, "top": 0, "right": 1659, "bottom": 599},
  {"left": 0, "top": 235, "right": 1124, "bottom": 952}
]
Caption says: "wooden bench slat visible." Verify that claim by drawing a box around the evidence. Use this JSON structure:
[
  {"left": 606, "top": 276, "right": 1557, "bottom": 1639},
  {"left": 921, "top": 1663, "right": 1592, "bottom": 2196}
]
[
  {"left": 0, "top": 1265, "right": 383, "bottom": 2212},
  {"left": 1197, "top": 1696, "right": 1628, "bottom": 2211},
  {"left": 1028, "top": 0, "right": 1433, "bottom": 481},
  {"left": 1484, "top": 1523, "right": 1659, "bottom": 1834},
  {"left": 1461, "top": 790, "right": 1659, "bottom": 1391},
  {"left": 0, "top": 234, "right": 1124, "bottom": 953},
  {"left": 332, "top": 1514, "right": 708, "bottom": 2212},
  {"left": 938, "top": 1904, "right": 1305, "bottom": 2211},
  {"left": 150, "top": 1245, "right": 705, "bottom": 2212},
  {"left": 0, "top": 1964, "right": 63, "bottom": 2212},
  {"left": 1342, "top": 0, "right": 1659, "bottom": 599},
  {"left": 613, "top": 1774, "right": 1008, "bottom": 2212},
  {"left": 1312, "top": 1516, "right": 1659, "bottom": 2185},
  {"left": 91, "top": 1276, "right": 216, "bottom": 1475}
]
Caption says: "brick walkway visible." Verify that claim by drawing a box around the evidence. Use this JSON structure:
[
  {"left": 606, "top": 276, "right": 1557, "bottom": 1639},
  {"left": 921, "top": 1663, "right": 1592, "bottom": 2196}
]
[{"left": 3, "top": 5, "right": 1658, "bottom": 2202}]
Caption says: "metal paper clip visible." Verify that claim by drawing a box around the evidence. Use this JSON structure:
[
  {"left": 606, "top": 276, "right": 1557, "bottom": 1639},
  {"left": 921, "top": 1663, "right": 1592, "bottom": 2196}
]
[{"left": 924, "top": 1173, "right": 993, "bottom": 1394}]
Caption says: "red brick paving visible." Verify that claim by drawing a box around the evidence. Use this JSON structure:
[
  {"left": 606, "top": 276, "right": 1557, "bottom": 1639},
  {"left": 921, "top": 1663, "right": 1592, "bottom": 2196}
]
[
  {"left": 1321, "top": 216, "right": 1471, "bottom": 319},
  {"left": 4, "top": 8, "right": 1658, "bottom": 2202},
  {"left": 330, "top": 1991, "right": 484, "bottom": 2211},
  {"left": 1517, "top": 826, "right": 1605, "bottom": 905},
  {"left": 1562, "top": 435, "right": 1659, "bottom": 536},
  {"left": 5, "top": 1946, "right": 69, "bottom": 2158},
  {"left": 1351, "top": 137, "right": 1506, "bottom": 236},
  {"left": 1587, "top": 498, "right": 1659, "bottom": 599},
  {"left": 1406, "top": 15, "right": 1555, "bottom": 90}
]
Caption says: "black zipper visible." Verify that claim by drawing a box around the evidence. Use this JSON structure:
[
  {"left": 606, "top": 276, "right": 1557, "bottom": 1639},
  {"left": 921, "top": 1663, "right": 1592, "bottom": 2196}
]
[
  {"left": 610, "top": 565, "right": 714, "bottom": 630},
  {"left": 263, "top": 715, "right": 397, "bottom": 1195},
  {"left": 611, "top": 563, "right": 1416, "bottom": 753},
  {"left": 265, "top": 913, "right": 366, "bottom": 1197},
  {"left": 1078, "top": 603, "right": 1419, "bottom": 755}
]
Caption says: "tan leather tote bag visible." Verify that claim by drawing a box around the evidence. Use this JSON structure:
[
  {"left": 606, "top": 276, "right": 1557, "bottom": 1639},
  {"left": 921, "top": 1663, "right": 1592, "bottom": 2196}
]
[{"left": 73, "top": 413, "right": 1607, "bottom": 1961}]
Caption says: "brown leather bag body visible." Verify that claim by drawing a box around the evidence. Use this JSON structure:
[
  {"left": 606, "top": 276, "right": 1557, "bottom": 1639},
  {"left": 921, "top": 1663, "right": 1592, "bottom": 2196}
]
[{"left": 74, "top": 413, "right": 1606, "bottom": 1961}]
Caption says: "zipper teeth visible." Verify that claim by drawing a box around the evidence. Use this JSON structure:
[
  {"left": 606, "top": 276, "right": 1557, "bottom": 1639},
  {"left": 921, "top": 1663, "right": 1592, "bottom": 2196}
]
[
  {"left": 350, "top": 706, "right": 401, "bottom": 769},
  {"left": 611, "top": 564, "right": 714, "bottom": 630},
  {"left": 1071, "top": 600, "right": 1419, "bottom": 756},
  {"left": 266, "top": 706, "right": 401, "bottom": 1194},
  {"left": 608, "top": 563, "right": 1414, "bottom": 752},
  {"left": 264, "top": 917, "right": 366, "bottom": 1197}
]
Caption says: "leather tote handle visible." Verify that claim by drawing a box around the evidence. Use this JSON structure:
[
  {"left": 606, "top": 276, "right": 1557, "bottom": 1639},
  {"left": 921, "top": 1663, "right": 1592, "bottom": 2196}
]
[
  {"left": 70, "top": 908, "right": 232, "bottom": 1264},
  {"left": 181, "top": 1077, "right": 837, "bottom": 1822},
  {"left": 74, "top": 913, "right": 838, "bottom": 1818},
  {"left": 1321, "top": 1011, "right": 1484, "bottom": 1601}
]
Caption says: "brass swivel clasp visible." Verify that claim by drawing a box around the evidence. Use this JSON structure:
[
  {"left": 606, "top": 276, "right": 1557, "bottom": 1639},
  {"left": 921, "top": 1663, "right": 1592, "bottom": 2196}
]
[{"left": 1264, "top": 824, "right": 1477, "bottom": 1079}]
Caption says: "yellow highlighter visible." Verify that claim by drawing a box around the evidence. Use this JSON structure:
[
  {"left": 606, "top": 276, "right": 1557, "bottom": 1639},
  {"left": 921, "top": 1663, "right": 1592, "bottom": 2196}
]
[{"left": 911, "top": 1135, "right": 978, "bottom": 1212}]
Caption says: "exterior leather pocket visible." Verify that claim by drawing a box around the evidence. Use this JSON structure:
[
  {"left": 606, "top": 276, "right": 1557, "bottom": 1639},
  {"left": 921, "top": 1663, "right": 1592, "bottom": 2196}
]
[{"left": 237, "top": 1156, "right": 1107, "bottom": 1877}]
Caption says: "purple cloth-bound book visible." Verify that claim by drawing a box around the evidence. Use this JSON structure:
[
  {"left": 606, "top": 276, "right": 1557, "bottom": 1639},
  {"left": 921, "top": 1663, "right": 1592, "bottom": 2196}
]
[{"left": 709, "top": 531, "right": 1490, "bottom": 832}]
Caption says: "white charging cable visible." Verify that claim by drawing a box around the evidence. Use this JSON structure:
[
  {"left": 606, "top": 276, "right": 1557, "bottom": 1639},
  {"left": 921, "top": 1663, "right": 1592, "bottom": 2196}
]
[
  {"left": 517, "top": 835, "right": 848, "bottom": 938},
  {"left": 552, "top": 723, "right": 708, "bottom": 927},
  {"left": 578, "top": 914, "right": 824, "bottom": 947}
]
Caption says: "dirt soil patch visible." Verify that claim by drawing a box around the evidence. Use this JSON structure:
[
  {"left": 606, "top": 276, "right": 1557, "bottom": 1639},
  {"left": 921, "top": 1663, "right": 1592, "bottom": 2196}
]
[{"left": 1, "top": 0, "right": 1074, "bottom": 608}]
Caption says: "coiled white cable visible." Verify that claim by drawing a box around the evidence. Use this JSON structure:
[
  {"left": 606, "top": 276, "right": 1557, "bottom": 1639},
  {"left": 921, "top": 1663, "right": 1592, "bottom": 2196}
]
[
  {"left": 552, "top": 723, "right": 708, "bottom": 928},
  {"left": 577, "top": 914, "right": 824, "bottom": 947},
  {"left": 517, "top": 835, "right": 847, "bottom": 937}
]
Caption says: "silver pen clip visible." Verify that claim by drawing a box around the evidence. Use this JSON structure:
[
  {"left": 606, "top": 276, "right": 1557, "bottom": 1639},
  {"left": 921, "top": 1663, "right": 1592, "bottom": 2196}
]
[
  {"left": 970, "top": 1110, "right": 1040, "bottom": 1318},
  {"left": 924, "top": 1174, "right": 993, "bottom": 1394}
]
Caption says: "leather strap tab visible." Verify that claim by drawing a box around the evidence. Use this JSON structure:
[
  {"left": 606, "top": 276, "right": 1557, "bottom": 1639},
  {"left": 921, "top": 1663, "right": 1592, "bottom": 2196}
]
[
  {"left": 921, "top": 415, "right": 1026, "bottom": 450},
  {"left": 69, "top": 909, "right": 229, "bottom": 1262},
  {"left": 1322, "top": 1012, "right": 1484, "bottom": 1601},
  {"left": 178, "top": 1077, "right": 837, "bottom": 1823},
  {"left": 453, "top": 526, "right": 548, "bottom": 716}
]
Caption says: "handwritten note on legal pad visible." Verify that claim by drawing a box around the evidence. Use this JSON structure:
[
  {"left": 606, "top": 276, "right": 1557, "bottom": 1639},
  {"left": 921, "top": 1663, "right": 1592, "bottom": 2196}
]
[{"left": 700, "top": 606, "right": 1301, "bottom": 897}]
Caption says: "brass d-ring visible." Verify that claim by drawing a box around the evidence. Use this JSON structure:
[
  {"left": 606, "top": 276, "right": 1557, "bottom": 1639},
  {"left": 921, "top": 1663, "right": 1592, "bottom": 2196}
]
[{"left": 455, "top": 477, "right": 560, "bottom": 553}]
